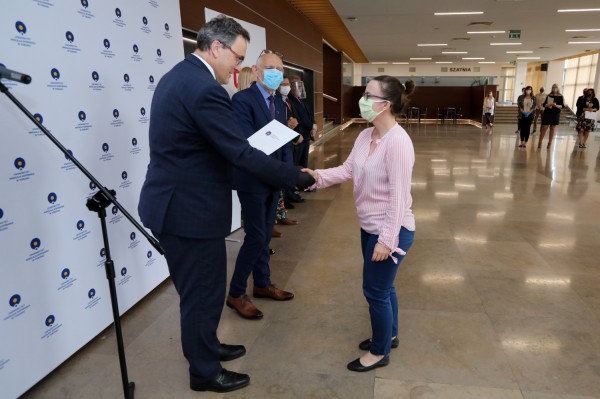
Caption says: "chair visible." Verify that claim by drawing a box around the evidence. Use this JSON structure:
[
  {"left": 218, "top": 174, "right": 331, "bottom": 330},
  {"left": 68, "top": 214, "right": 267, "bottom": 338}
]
[
  {"left": 437, "top": 107, "right": 445, "bottom": 124},
  {"left": 446, "top": 107, "right": 457, "bottom": 124},
  {"left": 420, "top": 107, "right": 427, "bottom": 120},
  {"left": 408, "top": 107, "right": 420, "bottom": 123}
]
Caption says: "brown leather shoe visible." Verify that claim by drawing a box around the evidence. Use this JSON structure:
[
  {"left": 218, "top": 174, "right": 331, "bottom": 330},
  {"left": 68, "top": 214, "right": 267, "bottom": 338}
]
[
  {"left": 253, "top": 284, "right": 294, "bottom": 301},
  {"left": 271, "top": 228, "right": 282, "bottom": 238},
  {"left": 278, "top": 218, "right": 298, "bottom": 226},
  {"left": 226, "top": 295, "right": 263, "bottom": 319}
]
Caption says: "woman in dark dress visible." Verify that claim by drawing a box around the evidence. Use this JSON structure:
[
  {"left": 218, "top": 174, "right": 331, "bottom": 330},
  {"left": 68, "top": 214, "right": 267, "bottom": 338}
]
[
  {"left": 575, "top": 88, "right": 599, "bottom": 149},
  {"left": 538, "top": 83, "right": 564, "bottom": 149}
]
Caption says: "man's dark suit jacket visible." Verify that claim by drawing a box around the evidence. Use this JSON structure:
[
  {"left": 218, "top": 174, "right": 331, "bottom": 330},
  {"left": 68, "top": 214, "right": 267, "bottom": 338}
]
[
  {"left": 232, "top": 83, "right": 291, "bottom": 193},
  {"left": 138, "top": 54, "right": 298, "bottom": 239},
  {"left": 288, "top": 94, "right": 315, "bottom": 140}
]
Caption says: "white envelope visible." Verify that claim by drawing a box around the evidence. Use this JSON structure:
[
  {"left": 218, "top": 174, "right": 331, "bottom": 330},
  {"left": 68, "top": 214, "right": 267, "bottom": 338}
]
[
  {"left": 585, "top": 111, "right": 598, "bottom": 121},
  {"left": 247, "top": 119, "right": 300, "bottom": 155}
]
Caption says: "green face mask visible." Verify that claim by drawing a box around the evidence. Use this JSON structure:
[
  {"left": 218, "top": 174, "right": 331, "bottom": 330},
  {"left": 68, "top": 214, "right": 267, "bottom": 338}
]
[{"left": 359, "top": 97, "right": 386, "bottom": 122}]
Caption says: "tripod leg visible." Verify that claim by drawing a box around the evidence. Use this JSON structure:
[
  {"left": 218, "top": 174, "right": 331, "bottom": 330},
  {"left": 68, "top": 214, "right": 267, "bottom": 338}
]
[{"left": 98, "top": 209, "right": 135, "bottom": 399}]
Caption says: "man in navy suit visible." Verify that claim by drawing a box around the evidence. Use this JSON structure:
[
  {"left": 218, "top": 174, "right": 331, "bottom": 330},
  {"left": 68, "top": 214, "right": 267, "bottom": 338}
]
[
  {"left": 138, "top": 15, "right": 312, "bottom": 393},
  {"left": 226, "top": 51, "right": 296, "bottom": 319}
]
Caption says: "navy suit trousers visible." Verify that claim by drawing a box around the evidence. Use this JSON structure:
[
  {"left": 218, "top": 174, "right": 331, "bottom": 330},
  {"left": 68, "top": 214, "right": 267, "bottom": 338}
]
[
  {"left": 153, "top": 232, "right": 225, "bottom": 383},
  {"left": 229, "top": 190, "right": 278, "bottom": 297}
]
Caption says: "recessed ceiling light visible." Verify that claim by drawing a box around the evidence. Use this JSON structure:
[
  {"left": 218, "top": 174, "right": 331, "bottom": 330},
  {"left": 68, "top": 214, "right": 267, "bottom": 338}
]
[
  {"left": 347, "top": 17, "right": 358, "bottom": 22},
  {"left": 392, "top": 62, "right": 409, "bottom": 64},
  {"left": 517, "top": 57, "right": 540, "bottom": 59},
  {"left": 467, "top": 30, "right": 506, "bottom": 34},
  {"left": 371, "top": 62, "right": 388, "bottom": 64},
  {"left": 442, "top": 51, "right": 468, "bottom": 54},
  {"left": 436, "top": 61, "right": 453, "bottom": 64},
  {"left": 490, "top": 42, "right": 522, "bottom": 45},
  {"left": 565, "top": 28, "right": 600, "bottom": 32},
  {"left": 418, "top": 43, "right": 448, "bottom": 46},
  {"left": 410, "top": 57, "right": 432, "bottom": 60},
  {"left": 478, "top": 62, "right": 496, "bottom": 64},
  {"left": 463, "top": 57, "right": 485, "bottom": 60},
  {"left": 568, "top": 41, "right": 600, "bottom": 44},
  {"left": 506, "top": 50, "right": 533, "bottom": 53},
  {"left": 558, "top": 8, "right": 600, "bottom": 12},
  {"left": 434, "top": 11, "right": 484, "bottom": 15}
]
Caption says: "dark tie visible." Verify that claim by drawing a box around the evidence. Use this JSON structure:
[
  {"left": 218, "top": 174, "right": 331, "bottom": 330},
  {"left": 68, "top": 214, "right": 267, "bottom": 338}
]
[{"left": 268, "top": 95, "right": 275, "bottom": 120}]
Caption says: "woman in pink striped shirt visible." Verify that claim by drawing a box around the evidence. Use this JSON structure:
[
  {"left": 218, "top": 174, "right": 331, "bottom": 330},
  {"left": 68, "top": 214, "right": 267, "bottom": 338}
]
[{"left": 304, "top": 76, "right": 415, "bottom": 372}]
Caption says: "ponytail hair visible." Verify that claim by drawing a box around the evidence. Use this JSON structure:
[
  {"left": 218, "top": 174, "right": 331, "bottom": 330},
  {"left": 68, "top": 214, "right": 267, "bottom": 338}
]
[{"left": 372, "top": 75, "right": 415, "bottom": 116}]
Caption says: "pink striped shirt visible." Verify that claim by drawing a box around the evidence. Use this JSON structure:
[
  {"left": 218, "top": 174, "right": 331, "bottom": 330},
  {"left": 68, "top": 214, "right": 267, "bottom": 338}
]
[{"left": 314, "top": 124, "right": 415, "bottom": 259}]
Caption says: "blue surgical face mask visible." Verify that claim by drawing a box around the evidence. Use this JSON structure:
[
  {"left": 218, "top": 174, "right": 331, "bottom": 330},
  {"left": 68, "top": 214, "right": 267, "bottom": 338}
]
[{"left": 261, "top": 68, "right": 283, "bottom": 90}]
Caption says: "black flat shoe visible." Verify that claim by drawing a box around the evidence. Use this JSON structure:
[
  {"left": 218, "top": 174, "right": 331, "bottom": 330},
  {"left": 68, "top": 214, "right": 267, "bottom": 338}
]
[
  {"left": 347, "top": 355, "right": 389, "bottom": 372},
  {"left": 219, "top": 343, "right": 246, "bottom": 361},
  {"left": 190, "top": 369, "right": 250, "bottom": 392},
  {"left": 358, "top": 336, "right": 399, "bottom": 351}
]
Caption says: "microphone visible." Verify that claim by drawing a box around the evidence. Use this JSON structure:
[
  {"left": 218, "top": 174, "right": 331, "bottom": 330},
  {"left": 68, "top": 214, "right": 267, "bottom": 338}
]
[{"left": 0, "top": 66, "right": 32, "bottom": 84}]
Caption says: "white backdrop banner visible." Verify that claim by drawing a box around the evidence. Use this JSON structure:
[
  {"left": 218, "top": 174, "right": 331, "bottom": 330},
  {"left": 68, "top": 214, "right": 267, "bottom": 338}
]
[{"left": 0, "top": 1, "right": 181, "bottom": 397}]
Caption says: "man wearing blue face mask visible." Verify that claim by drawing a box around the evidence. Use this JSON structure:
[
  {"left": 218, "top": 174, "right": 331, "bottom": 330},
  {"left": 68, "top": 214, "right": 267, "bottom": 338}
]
[{"left": 226, "top": 50, "right": 296, "bottom": 320}]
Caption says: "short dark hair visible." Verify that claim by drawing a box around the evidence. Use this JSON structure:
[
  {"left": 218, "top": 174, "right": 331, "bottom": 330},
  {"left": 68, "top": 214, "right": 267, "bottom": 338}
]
[
  {"left": 371, "top": 76, "right": 415, "bottom": 116},
  {"left": 196, "top": 14, "right": 250, "bottom": 51}
]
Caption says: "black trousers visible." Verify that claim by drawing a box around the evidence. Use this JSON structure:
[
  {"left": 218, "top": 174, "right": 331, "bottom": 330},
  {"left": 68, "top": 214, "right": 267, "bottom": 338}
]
[
  {"left": 154, "top": 232, "right": 226, "bottom": 383},
  {"left": 519, "top": 114, "right": 534, "bottom": 142}
]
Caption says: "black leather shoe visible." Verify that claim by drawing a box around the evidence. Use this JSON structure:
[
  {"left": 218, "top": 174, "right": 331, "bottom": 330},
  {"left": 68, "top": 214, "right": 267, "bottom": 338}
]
[
  {"left": 347, "top": 355, "right": 389, "bottom": 372},
  {"left": 289, "top": 192, "right": 304, "bottom": 203},
  {"left": 219, "top": 343, "right": 246, "bottom": 361},
  {"left": 190, "top": 369, "right": 250, "bottom": 392},
  {"left": 358, "top": 336, "right": 399, "bottom": 351}
]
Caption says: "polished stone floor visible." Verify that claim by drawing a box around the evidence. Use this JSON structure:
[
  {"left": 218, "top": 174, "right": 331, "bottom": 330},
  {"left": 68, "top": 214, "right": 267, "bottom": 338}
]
[{"left": 23, "top": 123, "right": 600, "bottom": 398}]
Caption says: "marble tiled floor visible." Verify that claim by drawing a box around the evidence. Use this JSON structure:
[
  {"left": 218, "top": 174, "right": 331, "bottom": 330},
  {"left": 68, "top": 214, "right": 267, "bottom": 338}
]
[{"left": 23, "top": 123, "right": 600, "bottom": 398}]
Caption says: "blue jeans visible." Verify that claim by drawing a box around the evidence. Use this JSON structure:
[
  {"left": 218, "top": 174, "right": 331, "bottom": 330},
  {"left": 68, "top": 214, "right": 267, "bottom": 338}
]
[{"left": 361, "top": 227, "right": 415, "bottom": 355}]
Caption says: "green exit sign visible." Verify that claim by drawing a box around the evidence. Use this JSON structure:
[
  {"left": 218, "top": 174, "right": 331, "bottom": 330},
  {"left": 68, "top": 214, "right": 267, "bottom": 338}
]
[{"left": 509, "top": 30, "right": 521, "bottom": 39}]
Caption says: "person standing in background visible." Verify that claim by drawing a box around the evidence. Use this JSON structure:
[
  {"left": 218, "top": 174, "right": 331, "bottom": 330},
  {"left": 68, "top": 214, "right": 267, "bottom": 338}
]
[
  {"left": 237, "top": 66, "right": 255, "bottom": 91},
  {"left": 518, "top": 86, "right": 536, "bottom": 148},
  {"left": 516, "top": 87, "right": 525, "bottom": 134},
  {"left": 538, "top": 83, "right": 564, "bottom": 149},
  {"left": 575, "top": 88, "right": 599, "bottom": 149},
  {"left": 226, "top": 50, "right": 295, "bottom": 321},
  {"left": 483, "top": 90, "right": 495, "bottom": 130},
  {"left": 275, "top": 76, "right": 301, "bottom": 226},
  {"left": 532, "top": 87, "right": 546, "bottom": 134}
]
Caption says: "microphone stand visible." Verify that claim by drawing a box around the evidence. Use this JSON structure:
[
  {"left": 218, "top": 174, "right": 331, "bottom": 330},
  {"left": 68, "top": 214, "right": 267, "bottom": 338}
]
[{"left": 1, "top": 80, "right": 165, "bottom": 399}]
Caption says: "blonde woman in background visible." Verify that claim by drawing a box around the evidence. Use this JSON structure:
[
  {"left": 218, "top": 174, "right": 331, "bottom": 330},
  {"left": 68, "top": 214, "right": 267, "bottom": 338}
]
[
  {"left": 538, "top": 83, "right": 564, "bottom": 149},
  {"left": 237, "top": 66, "right": 255, "bottom": 91},
  {"left": 483, "top": 91, "right": 495, "bottom": 130}
]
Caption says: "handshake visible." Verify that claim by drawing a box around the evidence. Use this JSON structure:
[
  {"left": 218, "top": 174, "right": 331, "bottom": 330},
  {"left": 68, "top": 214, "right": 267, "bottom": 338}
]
[{"left": 295, "top": 168, "right": 318, "bottom": 191}]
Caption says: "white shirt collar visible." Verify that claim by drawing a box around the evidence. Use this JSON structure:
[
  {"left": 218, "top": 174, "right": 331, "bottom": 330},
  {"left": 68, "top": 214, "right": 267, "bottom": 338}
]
[{"left": 192, "top": 53, "right": 216, "bottom": 80}]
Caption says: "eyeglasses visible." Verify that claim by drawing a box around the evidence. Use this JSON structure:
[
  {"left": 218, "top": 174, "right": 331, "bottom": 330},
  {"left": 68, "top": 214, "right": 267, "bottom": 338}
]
[
  {"left": 218, "top": 41, "right": 244, "bottom": 66},
  {"left": 259, "top": 49, "right": 284, "bottom": 60},
  {"left": 363, "top": 92, "right": 388, "bottom": 101}
]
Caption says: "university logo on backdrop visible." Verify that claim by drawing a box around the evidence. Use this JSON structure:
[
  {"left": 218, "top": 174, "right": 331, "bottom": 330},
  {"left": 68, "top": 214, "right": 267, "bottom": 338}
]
[
  {"left": 113, "top": 7, "right": 126, "bottom": 27},
  {"left": 90, "top": 71, "right": 104, "bottom": 91},
  {"left": 10, "top": 157, "right": 35, "bottom": 182},
  {"left": 48, "top": 67, "right": 68, "bottom": 90},
  {"left": 11, "top": 20, "right": 36, "bottom": 47},
  {"left": 44, "top": 191, "right": 64, "bottom": 216},
  {"left": 9, "top": 294, "right": 21, "bottom": 307},
  {"left": 63, "top": 31, "right": 81, "bottom": 53}
]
